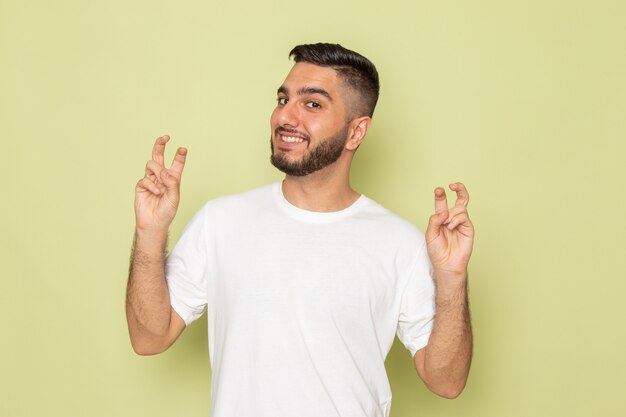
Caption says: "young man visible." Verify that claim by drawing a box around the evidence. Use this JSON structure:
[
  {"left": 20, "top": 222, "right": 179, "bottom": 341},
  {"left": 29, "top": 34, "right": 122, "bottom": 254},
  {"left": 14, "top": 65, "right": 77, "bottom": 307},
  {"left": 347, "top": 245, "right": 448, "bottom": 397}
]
[{"left": 127, "top": 43, "right": 473, "bottom": 417}]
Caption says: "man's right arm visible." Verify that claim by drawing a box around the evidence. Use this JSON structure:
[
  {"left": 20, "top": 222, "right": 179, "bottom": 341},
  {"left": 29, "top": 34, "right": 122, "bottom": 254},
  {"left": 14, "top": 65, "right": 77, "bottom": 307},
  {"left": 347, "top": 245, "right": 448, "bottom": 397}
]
[{"left": 125, "top": 135, "right": 188, "bottom": 355}]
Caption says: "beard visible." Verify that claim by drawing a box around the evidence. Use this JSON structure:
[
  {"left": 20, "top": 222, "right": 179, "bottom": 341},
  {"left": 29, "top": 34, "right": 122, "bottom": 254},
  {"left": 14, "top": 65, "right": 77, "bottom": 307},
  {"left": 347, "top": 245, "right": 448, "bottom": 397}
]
[{"left": 270, "top": 125, "right": 349, "bottom": 177}]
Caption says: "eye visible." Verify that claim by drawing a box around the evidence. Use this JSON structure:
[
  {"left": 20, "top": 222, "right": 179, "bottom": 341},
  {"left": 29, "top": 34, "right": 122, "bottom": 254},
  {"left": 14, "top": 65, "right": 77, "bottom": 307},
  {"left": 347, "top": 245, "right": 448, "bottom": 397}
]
[
  {"left": 306, "top": 101, "right": 321, "bottom": 109},
  {"left": 277, "top": 97, "right": 288, "bottom": 105}
]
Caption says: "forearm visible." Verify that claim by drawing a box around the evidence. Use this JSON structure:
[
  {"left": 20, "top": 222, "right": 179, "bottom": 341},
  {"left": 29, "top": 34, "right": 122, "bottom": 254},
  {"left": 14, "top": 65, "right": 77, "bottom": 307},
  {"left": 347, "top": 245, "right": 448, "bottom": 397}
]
[
  {"left": 126, "top": 228, "right": 173, "bottom": 350},
  {"left": 420, "top": 273, "right": 472, "bottom": 398}
]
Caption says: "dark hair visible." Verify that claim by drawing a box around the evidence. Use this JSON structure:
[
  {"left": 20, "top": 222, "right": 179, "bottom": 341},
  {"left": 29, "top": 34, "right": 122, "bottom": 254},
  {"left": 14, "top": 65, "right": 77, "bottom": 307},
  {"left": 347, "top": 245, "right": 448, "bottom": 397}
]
[{"left": 289, "top": 43, "right": 380, "bottom": 118}]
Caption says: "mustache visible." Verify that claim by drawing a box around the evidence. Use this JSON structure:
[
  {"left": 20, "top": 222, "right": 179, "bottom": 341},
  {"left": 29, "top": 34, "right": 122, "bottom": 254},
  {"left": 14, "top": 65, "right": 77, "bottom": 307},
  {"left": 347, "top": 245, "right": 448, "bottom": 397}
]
[{"left": 275, "top": 127, "right": 310, "bottom": 141}]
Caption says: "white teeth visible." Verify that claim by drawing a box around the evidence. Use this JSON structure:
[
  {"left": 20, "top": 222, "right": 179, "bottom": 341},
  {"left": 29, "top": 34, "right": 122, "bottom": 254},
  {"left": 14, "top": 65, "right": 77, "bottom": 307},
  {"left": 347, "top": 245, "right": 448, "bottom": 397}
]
[{"left": 281, "top": 136, "right": 304, "bottom": 143}]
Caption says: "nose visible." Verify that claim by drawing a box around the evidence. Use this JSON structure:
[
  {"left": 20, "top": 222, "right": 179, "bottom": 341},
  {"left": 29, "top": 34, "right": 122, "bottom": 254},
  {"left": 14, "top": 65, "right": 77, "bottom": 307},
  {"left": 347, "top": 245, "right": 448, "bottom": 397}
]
[{"left": 273, "top": 101, "right": 299, "bottom": 128}]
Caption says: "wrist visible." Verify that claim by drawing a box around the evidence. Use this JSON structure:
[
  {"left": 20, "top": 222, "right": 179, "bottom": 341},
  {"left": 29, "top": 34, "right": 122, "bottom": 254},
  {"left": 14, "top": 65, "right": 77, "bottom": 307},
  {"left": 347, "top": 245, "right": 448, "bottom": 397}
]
[
  {"left": 135, "top": 225, "right": 168, "bottom": 238},
  {"left": 434, "top": 270, "right": 468, "bottom": 299},
  {"left": 134, "top": 227, "right": 169, "bottom": 254},
  {"left": 433, "top": 267, "right": 468, "bottom": 283}
]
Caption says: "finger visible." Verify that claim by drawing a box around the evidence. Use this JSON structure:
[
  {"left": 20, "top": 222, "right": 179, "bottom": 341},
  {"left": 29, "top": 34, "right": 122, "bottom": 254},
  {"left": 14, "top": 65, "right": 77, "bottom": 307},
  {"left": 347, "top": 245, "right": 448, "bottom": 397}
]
[
  {"left": 450, "top": 182, "right": 469, "bottom": 207},
  {"left": 444, "top": 205, "right": 468, "bottom": 225},
  {"left": 159, "top": 169, "right": 181, "bottom": 204},
  {"left": 145, "top": 160, "right": 163, "bottom": 181},
  {"left": 446, "top": 212, "right": 472, "bottom": 231},
  {"left": 434, "top": 187, "right": 448, "bottom": 213},
  {"left": 168, "top": 147, "right": 188, "bottom": 178},
  {"left": 425, "top": 210, "right": 448, "bottom": 242},
  {"left": 136, "top": 177, "right": 163, "bottom": 195},
  {"left": 160, "top": 168, "right": 180, "bottom": 191},
  {"left": 151, "top": 135, "right": 170, "bottom": 165}
]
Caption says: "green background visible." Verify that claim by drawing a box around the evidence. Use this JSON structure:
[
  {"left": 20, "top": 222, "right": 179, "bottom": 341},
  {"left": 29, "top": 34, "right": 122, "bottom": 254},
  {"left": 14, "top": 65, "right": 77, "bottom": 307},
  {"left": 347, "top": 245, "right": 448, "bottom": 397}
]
[{"left": 2, "top": 0, "right": 624, "bottom": 416}]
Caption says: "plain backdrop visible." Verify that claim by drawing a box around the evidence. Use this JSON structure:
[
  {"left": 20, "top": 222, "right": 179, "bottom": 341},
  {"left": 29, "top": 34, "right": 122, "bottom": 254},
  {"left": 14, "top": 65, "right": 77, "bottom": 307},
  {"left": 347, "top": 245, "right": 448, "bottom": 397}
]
[{"left": 1, "top": 1, "right": 625, "bottom": 416}]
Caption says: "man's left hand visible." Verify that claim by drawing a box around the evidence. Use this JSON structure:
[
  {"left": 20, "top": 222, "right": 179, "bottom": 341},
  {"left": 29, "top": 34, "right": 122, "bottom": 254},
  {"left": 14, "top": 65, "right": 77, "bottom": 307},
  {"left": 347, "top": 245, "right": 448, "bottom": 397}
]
[{"left": 425, "top": 182, "right": 474, "bottom": 278}]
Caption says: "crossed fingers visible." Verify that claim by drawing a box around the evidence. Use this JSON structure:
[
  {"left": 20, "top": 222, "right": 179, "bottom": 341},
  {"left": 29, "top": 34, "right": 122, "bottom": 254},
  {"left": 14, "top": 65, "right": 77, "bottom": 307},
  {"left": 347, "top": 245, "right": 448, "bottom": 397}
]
[
  {"left": 434, "top": 183, "right": 471, "bottom": 230},
  {"left": 151, "top": 135, "right": 187, "bottom": 174},
  {"left": 138, "top": 135, "right": 188, "bottom": 195}
]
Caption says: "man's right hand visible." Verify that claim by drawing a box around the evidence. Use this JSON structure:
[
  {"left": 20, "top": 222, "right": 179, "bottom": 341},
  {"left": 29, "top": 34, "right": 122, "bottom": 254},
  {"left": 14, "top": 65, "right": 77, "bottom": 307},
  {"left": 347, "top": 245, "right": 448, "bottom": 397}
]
[
  {"left": 135, "top": 135, "right": 187, "bottom": 231},
  {"left": 127, "top": 135, "right": 188, "bottom": 355}
]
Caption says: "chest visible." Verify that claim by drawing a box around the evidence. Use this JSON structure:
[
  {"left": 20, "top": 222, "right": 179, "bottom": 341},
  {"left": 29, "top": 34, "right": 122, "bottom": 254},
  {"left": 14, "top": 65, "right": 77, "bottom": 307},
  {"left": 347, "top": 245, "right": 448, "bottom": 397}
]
[{"left": 208, "top": 221, "right": 401, "bottom": 322}]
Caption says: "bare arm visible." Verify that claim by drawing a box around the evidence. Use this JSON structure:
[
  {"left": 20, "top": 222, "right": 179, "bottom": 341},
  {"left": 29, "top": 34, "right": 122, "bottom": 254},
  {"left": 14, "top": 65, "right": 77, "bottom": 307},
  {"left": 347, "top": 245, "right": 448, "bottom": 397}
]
[
  {"left": 415, "top": 183, "right": 474, "bottom": 398},
  {"left": 126, "top": 135, "right": 188, "bottom": 355}
]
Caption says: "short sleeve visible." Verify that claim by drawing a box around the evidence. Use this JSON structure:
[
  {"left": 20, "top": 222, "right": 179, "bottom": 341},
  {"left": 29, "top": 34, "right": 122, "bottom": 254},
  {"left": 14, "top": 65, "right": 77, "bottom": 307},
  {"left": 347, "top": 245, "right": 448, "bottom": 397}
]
[
  {"left": 166, "top": 207, "right": 209, "bottom": 325},
  {"left": 396, "top": 242, "right": 436, "bottom": 357}
]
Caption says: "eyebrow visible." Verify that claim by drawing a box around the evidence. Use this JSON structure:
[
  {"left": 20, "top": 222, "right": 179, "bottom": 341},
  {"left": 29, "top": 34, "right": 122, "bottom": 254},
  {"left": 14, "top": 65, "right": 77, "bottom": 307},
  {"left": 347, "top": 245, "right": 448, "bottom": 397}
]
[{"left": 277, "top": 86, "right": 333, "bottom": 102}]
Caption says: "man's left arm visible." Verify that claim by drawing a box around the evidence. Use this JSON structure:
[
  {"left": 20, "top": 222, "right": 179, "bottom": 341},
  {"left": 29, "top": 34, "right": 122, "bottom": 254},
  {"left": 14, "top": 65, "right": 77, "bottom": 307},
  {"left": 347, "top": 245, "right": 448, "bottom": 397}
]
[{"left": 415, "top": 182, "right": 474, "bottom": 399}]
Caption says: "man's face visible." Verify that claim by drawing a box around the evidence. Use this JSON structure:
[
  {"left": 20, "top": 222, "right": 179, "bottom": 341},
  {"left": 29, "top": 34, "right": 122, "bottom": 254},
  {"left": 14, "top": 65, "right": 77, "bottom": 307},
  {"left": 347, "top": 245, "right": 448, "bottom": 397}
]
[{"left": 270, "top": 62, "right": 351, "bottom": 177}]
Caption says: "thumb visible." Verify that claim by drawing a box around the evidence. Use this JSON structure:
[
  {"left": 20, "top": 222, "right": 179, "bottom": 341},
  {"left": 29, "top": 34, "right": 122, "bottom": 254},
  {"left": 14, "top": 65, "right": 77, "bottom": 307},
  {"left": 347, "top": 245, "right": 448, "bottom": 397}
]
[{"left": 160, "top": 169, "right": 180, "bottom": 195}]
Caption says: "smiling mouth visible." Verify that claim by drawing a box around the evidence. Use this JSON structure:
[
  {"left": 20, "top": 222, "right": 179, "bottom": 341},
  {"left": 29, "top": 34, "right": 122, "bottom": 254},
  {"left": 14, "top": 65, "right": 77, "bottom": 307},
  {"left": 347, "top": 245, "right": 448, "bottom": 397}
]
[
  {"left": 275, "top": 129, "right": 309, "bottom": 149},
  {"left": 276, "top": 128, "right": 309, "bottom": 142},
  {"left": 280, "top": 135, "right": 305, "bottom": 143}
]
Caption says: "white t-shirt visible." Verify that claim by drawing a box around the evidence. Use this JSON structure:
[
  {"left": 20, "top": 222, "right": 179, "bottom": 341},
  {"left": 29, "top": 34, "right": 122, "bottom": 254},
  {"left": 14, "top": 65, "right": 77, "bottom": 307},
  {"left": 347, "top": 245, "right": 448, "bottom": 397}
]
[{"left": 166, "top": 182, "right": 435, "bottom": 417}]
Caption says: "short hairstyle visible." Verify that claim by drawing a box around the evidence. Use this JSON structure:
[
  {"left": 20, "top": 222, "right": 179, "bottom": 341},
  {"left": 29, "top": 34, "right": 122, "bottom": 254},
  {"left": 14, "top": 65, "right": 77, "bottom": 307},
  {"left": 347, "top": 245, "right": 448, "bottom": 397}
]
[{"left": 289, "top": 43, "right": 380, "bottom": 118}]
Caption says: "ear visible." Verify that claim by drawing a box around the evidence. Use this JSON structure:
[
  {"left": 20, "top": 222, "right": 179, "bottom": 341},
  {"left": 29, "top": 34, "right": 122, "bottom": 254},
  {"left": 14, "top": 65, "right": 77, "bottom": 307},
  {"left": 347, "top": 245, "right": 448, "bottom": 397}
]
[{"left": 345, "top": 116, "right": 372, "bottom": 151}]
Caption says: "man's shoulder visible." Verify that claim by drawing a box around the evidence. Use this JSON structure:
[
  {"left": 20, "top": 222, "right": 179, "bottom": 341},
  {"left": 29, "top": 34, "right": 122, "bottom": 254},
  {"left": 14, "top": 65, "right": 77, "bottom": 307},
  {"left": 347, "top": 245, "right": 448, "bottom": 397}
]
[
  {"left": 359, "top": 196, "right": 425, "bottom": 242},
  {"left": 196, "top": 182, "right": 277, "bottom": 215}
]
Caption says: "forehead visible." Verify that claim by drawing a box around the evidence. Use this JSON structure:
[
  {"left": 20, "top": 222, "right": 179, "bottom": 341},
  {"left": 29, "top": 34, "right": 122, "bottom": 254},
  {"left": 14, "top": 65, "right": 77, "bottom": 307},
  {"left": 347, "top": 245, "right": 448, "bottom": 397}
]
[{"left": 280, "top": 62, "right": 342, "bottom": 93}]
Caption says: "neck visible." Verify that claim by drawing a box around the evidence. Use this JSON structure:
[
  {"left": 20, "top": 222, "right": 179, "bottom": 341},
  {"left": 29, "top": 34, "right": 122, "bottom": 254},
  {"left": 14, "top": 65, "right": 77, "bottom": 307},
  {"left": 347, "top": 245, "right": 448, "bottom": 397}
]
[{"left": 281, "top": 157, "right": 360, "bottom": 212}]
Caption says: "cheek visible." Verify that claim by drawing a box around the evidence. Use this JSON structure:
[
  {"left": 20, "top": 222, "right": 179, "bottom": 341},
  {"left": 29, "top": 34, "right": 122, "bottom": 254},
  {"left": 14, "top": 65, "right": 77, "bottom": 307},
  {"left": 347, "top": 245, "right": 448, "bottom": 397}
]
[
  {"left": 309, "top": 117, "right": 341, "bottom": 138},
  {"left": 301, "top": 115, "right": 326, "bottom": 133}
]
